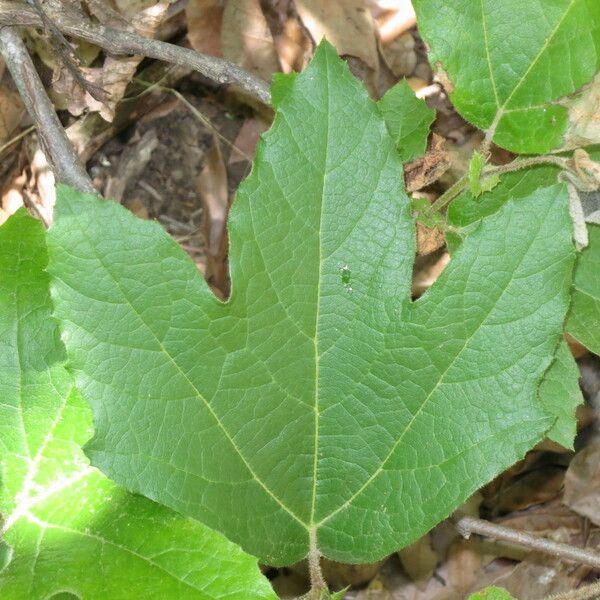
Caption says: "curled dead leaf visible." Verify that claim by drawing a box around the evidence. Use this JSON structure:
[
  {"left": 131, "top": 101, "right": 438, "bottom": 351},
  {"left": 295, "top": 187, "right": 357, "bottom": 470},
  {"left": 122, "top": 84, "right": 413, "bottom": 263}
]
[
  {"left": 53, "top": 3, "right": 169, "bottom": 121},
  {"left": 186, "top": 0, "right": 224, "bottom": 57},
  {"left": 558, "top": 72, "right": 600, "bottom": 151},
  {"left": 380, "top": 32, "right": 417, "bottom": 78},
  {"left": 295, "top": 0, "right": 380, "bottom": 92},
  {"left": 398, "top": 533, "right": 438, "bottom": 584},
  {"left": 0, "top": 86, "right": 24, "bottom": 145},
  {"left": 416, "top": 220, "right": 445, "bottom": 255},
  {"left": 221, "top": 0, "right": 281, "bottom": 81},
  {"left": 564, "top": 444, "right": 600, "bottom": 526},
  {"left": 197, "top": 135, "right": 230, "bottom": 297}
]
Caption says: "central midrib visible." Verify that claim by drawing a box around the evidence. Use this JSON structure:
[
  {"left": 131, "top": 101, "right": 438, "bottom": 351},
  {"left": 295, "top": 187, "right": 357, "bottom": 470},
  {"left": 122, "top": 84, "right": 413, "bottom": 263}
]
[{"left": 309, "top": 49, "right": 332, "bottom": 529}]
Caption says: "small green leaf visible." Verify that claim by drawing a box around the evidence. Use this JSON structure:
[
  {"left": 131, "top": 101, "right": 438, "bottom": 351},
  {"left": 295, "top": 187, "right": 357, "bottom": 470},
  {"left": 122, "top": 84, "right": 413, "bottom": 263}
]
[
  {"left": 49, "top": 42, "right": 575, "bottom": 566},
  {"left": 469, "top": 586, "right": 517, "bottom": 600},
  {"left": 567, "top": 223, "right": 600, "bottom": 354},
  {"left": 413, "top": 0, "right": 600, "bottom": 153},
  {"left": 468, "top": 152, "right": 500, "bottom": 197},
  {"left": 378, "top": 79, "right": 435, "bottom": 162},
  {"left": 539, "top": 340, "right": 583, "bottom": 449},
  {"left": 0, "top": 211, "right": 276, "bottom": 600},
  {"left": 469, "top": 152, "right": 486, "bottom": 196}
]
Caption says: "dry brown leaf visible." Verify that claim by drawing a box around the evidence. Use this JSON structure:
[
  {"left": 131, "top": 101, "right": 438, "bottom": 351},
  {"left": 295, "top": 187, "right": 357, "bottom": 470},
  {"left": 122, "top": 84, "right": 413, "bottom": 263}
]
[
  {"left": 376, "top": 0, "right": 417, "bottom": 44},
  {"left": 404, "top": 134, "right": 450, "bottom": 192},
  {"left": 320, "top": 559, "right": 384, "bottom": 589},
  {"left": 260, "top": 0, "right": 312, "bottom": 74},
  {"left": 494, "top": 500, "right": 584, "bottom": 541},
  {"left": 53, "top": 3, "right": 168, "bottom": 121},
  {"left": 416, "top": 220, "right": 445, "bottom": 255},
  {"left": 480, "top": 451, "right": 572, "bottom": 518},
  {"left": 274, "top": 11, "right": 312, "bottom": 73},
  {"left": 0, "top": 86, "right": 24, "bottom": 145},
  {"left": 398, "top": 533, "right": 438, "bottom": 584},
  {"left": 197, "top": 135, "right": 230, "bottom": 297},
  {"left": 186, "top": 0, "right": 224, "bottom": 57},
  {"left": 564, "top": 444, "right": 600, "bottom": 526},
  {"left": 295, "top": 0, "right": 379, "bottom": 91},
  {"left": 380, "top": 32, "right": 417, "bottom": 78},
  {"left": 187, "top": 0, "right": 283, "bottom": 107},
  {"left": 221, "top": 0, "right": 281, "bottom": 81},
  {"left": 229, "top": 117, "right": 269, "bottom": 165},
  {"left": 446, "top": 538, "right": 481, "bottom": 594},
  {"left": 472, "top": 553, "right": 588, "bottom": 600}
]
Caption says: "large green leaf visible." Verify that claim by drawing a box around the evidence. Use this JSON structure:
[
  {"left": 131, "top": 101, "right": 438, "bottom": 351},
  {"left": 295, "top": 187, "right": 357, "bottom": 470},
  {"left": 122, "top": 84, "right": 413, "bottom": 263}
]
[
  {"left": 0, "top": 210, "right": 276, "bottom": 600},
  {"left": 567, "top": 223, "right": 600, "bottom": 353},
  {"left": 48, "top": 42, "right": 575, "bottom": 566},
  {"left": 413, "top": 0, "right": 600, "bottom": 154}
]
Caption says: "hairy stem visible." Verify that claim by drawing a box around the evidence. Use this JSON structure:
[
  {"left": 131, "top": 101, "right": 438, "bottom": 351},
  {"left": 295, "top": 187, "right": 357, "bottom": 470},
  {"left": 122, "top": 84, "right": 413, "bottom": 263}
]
[
  {"left": 423, "top": 153, "right": 571, "bottom": 220},
  {"left": 484, "top": 155, "right": 570, "bottom": 176},
  {"left": 307, "top": 528, "right": 326, "bottom": 599},
  {"left": 428, "top": 174, "right": 468, "bottom": 213}
]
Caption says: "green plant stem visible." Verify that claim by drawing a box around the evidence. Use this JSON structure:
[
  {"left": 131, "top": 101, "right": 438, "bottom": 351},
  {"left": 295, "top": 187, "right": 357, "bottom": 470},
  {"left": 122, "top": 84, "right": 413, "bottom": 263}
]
[
  {"left": 428, "top": 174, "right": 468, "bottom": 213},
  {"left": 308, "top": 528, "right": 326, "bottom": 599},
  {"left": 423, "top": 154, "right": 571, "bottom": 220},
  {"left": 484, "top": 155, "right": 570, "bottom": 176}
]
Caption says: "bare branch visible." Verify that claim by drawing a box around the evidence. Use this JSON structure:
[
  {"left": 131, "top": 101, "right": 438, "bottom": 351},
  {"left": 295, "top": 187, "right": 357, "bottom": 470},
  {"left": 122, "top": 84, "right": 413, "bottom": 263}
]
[
  {"left": 0, "top": 1, "right": 271, "bottom": 105},
  {"left": 0, "top": 26, "right": 96, "bottom": 194},
  {"left": 25, "top": 0, "right": 108, "bottom": 103},
  {"left": 454, "top": 515, "right": 600, "bottom": 570}
]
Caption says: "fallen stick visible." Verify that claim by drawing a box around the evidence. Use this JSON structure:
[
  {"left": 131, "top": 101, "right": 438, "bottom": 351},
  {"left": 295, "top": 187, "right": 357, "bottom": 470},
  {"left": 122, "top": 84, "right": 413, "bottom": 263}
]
[
  {"left": 0, "top": 1, "right": 271, "bottom": 105},
  {"left": 0, "top": 26, "right": 96, "bottom": 194},
  {"left": 454, "top": 514, "right": 600, "bottom": 570}
]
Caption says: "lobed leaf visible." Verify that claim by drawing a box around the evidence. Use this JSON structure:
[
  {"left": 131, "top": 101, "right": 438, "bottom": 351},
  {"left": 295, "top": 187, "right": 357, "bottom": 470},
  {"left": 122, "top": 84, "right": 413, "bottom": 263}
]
[
  {"left": 0, "top": 211, "right": 276, "bottom": 600},
  {"left": 413, "top": 0, "right": 600, "bottom": 153},
  {"left": 48, "top": 42, "right": 575, "bottom": 566}
]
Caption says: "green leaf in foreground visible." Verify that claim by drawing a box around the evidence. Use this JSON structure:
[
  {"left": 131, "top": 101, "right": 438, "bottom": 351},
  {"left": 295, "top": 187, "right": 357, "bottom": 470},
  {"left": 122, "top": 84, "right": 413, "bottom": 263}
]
[
  {"left": 567, "top": 223, "right": 600, "bottom": 354},
  {"left": 413, "top": 0, "right": 600, "bottom": 153},
  {"left": 377, "top": 79, "right": 435, "bottom": 162},
  {"left": 0, "top": 210, "right": 276, "bottom": 600},
  {"left": 48, "top": 42, "right": 575, "bottom": 565}
]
